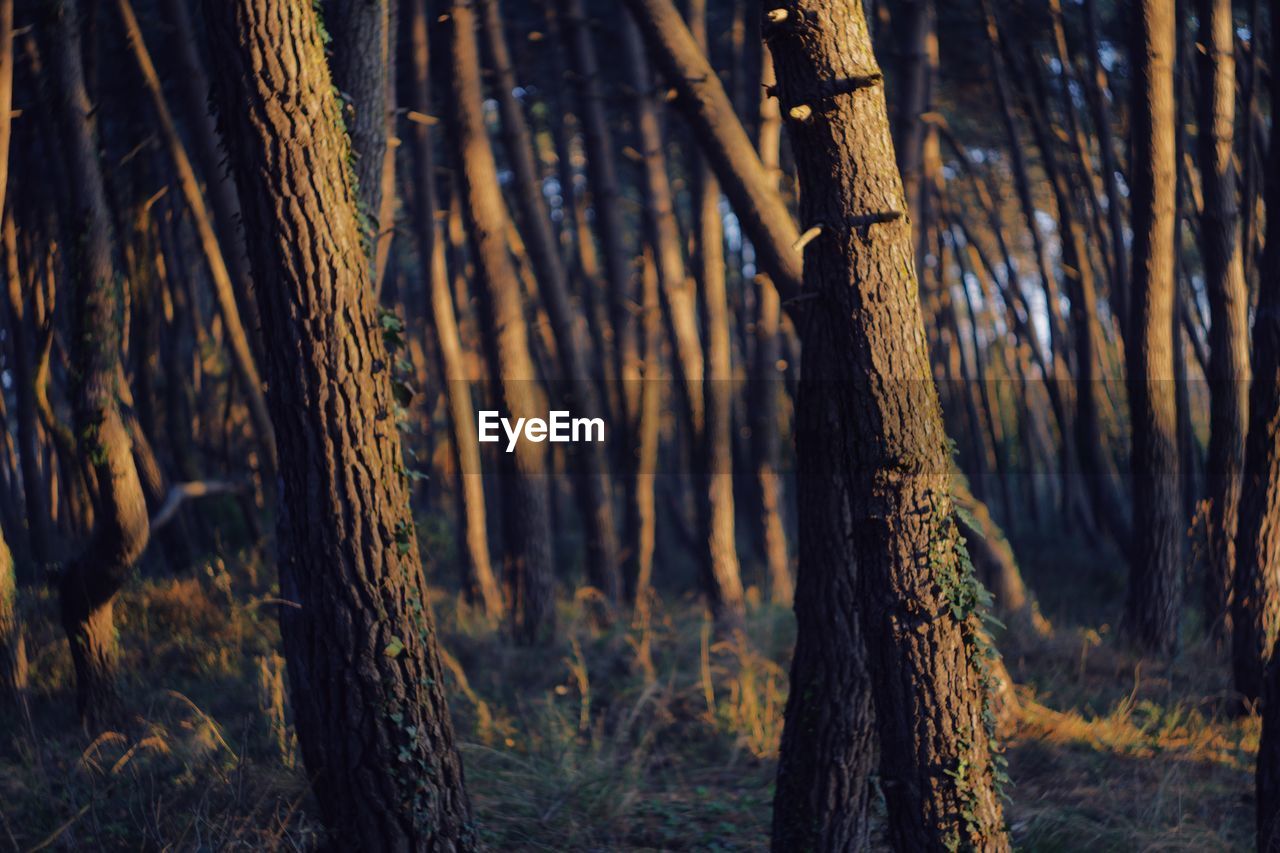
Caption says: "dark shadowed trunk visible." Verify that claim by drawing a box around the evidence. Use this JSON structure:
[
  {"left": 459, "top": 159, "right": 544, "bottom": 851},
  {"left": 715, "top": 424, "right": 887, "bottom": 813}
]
[
  {"left": 1196, "top": 0, "right": 1250, "bottom": 640},
  {"left": 1124, "top": 0, "right": 1183, "bottom": 656},
  {"left": 769, "top": 1, "right": 1008, "bottom": 849},
  {"left": 1233, "top": 0, "right": 1280, "bottom": 706},
  {"left": 205, "top": 0, "right": 476, "bottom": 845}
]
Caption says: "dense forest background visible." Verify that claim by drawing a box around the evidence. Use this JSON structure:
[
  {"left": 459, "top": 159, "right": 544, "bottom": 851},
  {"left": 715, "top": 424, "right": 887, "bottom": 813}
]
[{"left": 0, "top": 0, "right": 1278, "bottom": 848}]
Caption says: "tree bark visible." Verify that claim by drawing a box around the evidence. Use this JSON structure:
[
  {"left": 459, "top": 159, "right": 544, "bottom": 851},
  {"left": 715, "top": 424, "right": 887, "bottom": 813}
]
[
  {"left": 407, "top": 0, "right": 503, "bottom": 622},
  {"left": 769, "top": 2, "right": 1008, "bottom": 849},
  {"left": 116, "top": 0, "right": 278, "bottom": 477},
  {"left": 49, "top": 0, "right": 153, "bottom": 731},
  {"left": 1124, "top": 0, "right": 1183, "bottom": 656},
  {"left": 622, "top": 0, "right": 802, "bottom": 301},
  {"left": 323, "top": 0, "right": 394, "bottom": 269},
  {"left": 205, "top": 0, "right": 476, "bottom": 845},
  {"left": 0, "top": 518, "right": 26, "bottom": 700},
  {"left": 438, "top": 0, "right": 556, "bottom": 645},
  {"left": 1233, "top": 0, "right": 1280, "bottom": 705},
  {"left": 478, "top": 0, "right": 621, "bottom": 606},
  {"left": 1195, "top": 0, "right": 1251, "bottom": 640}
]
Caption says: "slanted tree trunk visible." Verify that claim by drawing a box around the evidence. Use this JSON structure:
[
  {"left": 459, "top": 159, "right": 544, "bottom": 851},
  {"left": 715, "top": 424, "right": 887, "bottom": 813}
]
[
  {"left": 769, "top": 2, "right": 1008, "bottom": 849},
  {"left": 622, "top": 0, "right": 802, "bottom": 300},
  {"left": 438, "top": 0, "right": 556, "bottom": 645},
  {"left": 49, "top": 0, "right": 152, "bottom": 731},
  {"left": 1124, "top": 0, "right": 1183, "bottom": 656},
  {"left": 407, "top": 0, "right": 502, "bottom": 621},
  {"left": 1195, "top": 0, "right": 1250, "bottom": 639},
  {"left": 478, "top": 0, "right": 621, "bottom": 606},
  {"left": 1233, "top": 0, "right": 1280, "bottom": 705},
  {"left": 205, "top": 0, "right": 476, "bottom": 845}
]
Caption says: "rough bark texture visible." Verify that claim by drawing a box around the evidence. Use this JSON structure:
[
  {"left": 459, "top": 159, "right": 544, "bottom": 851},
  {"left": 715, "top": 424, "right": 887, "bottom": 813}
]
[
  {"left": 407, "top": 0, "right": 502, "bottom": 621},
  {"left": 1196, "top": 0, "right": 1250, "bottom": 639},
  {"left": 1233, "top": 0, "right": 1280, "bottom": 705},
  {"left": 1124, "top": 0, "right": 1183, "bottom": 656},
  {"left": 49, "top": 0, "right": 152, "bottom": 731},
  {"left": 769, "top": 2, "right": 1008, "bottom": 849},
  {"left": 205, "top": 0, "right": 476, "bottom": 846},
  {"left": 438, "top": 0, "right": 556, "bottom": 645}
]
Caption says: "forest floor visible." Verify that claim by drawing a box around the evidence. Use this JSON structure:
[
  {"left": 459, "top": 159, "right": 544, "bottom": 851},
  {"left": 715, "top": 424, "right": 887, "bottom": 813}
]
[{"left": 0, "top": 528, "right": 1259, "bottom": 851}]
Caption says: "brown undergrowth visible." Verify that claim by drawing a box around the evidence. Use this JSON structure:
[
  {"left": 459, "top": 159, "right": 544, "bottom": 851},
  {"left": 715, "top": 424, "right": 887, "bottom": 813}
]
[{"left": 0, "top": 531, "right": 1259, "bottom": 850}]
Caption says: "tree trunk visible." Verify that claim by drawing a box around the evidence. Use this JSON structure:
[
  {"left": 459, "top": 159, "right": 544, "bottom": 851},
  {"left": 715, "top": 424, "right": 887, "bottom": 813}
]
[
  {"left": 438, "top": 0, "right": 556, "bottom": 645},
  {"left": 769, "top": 2, "right": 1008, "bottom": 849},
  {"left": 479, "top": 0, "right": 621, "bottom": 606},
  {"left": 1195, "top": 0, "right": 1250, "bottom": 640},
  {"left": 753, "top": 48, "right": 792, "bottom": 605},
  {"left": 205, "top": 0, "right": 476, "bottom": 845},
  {"left": 323, "top": 0, "right": 394, "bottom": 268},
  {"left": 49, "top": 0, "right": 152, "bottom": 731},
  {"left": 688, "top": 0, "right": 746, "bottom": 630},
  {"left": 116, "top": 0, "right": 278, "bottom": 477},
  {"left": 1124, "top": 0, "right": 1183, "bottom": 656},
  {"left": 1233, "top": 0, "right": 1280, "bottom": 705},
  {"left": 622, "top": 0, "right": 802, "bottom": 300},
  {"left": 0, "top": 519, "right": 26, "bottom": 699},
  {"left": 407, "top": 0, "right": 502, "bottom": 622}
]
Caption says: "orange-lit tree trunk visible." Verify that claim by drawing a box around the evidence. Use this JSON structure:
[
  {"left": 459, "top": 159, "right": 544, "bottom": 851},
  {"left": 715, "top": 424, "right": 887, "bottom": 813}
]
[
  {"left": 439, "top": 0, "right": 556, "bottom": 644},
  {"left": 407, "top": 0, "right": 502, "bottom": 620},
  {"left": 206, "top": 0, "right": 476, "bottom": 844},
  {"left": 769, "top": 1, "right": 1007, "bottom": 849},
  {"left": 1124, "top": 0, "right": 1182, "bottom": 655},
  {"left": 49, "top": 0, "right": 152, "bottom": 730}
]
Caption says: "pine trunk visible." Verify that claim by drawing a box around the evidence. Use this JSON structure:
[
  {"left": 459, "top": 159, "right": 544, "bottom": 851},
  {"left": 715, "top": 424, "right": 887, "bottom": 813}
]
[
  {"left": 769, "top": 2, "right": 1008, "bottom": 848},
  {"left": 205, "top": 0, "right": 476, "bottom": 845}
]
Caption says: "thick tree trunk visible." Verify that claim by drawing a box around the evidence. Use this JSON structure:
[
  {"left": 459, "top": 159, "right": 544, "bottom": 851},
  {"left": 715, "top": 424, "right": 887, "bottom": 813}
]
[
  {"left": 205, "top": 0, "right": 476, "bottom": 845},
  {"left": 49, "top": 0, "right": 152, "bottom": 731},
  {"left": 407, "top": 0, "right": 502, "bottom": 622},
  {"left": 1196, "top": 0, "right": 1250, "bottom": 639},
  {"left": 1124, "top": 0, "right": 1183, "bottom": 656},
  {"left": 1233, "top": 0, "right": 1280, "bottom": 705},
  {"left": 478, "top": 0, "right": 621, "bottom": 606},
  {"left": 769, "top": 2, "right": 1008, "bottom": 849},
  {"left": 438, "top": 0, "right": 556, "bottom": 645}
]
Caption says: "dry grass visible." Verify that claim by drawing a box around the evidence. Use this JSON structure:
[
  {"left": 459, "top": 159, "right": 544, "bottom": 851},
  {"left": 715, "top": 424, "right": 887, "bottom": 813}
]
[{"left": 0, "top": 531, "right": 1261, "bottom": 850}]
